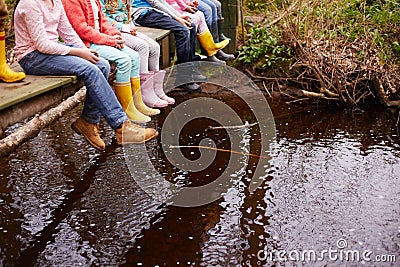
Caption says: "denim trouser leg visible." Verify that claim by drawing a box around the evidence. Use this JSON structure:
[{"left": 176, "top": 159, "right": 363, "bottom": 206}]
[
  {"left": 197, "top": 0, "right": 215, "bottom": 28},
  {"left": 81, "top": 58, "right": 110, "bottom": 123},
  {"left": 189, "top": 24, "right": 198, "bottom": 61},
  {"left": 136, "top": 10, "right": 192, "bottom": 64},
  {"left": 200, "top": 0, "right": 218, "bottom": 23},
  {"left": 209, "top": 0, "right": 223, "bottom": 20},
  {"left": 18, "top": 51, "right": 127, "bottom": 129},
  {"left": 90, "top": 43, "right": 140, "bottom": 82}
]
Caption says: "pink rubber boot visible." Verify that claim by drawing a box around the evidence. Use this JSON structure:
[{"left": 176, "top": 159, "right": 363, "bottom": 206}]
[
  {"left": 140, "top": 72, "right": 168, "bottom": 108},
  {"left": 153, "top": 70, "right": 175, "bottom": 105}
]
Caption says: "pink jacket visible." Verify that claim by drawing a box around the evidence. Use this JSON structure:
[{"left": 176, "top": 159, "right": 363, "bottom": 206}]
[
  {"left": 62, "top": 0, "right": 121, "bottom": 47},
  {"left": 14, "top": 0, "right": 85, "bottom": 61},
  {"left": 165, "top": 0, "right": 189, "bottom": 11}
]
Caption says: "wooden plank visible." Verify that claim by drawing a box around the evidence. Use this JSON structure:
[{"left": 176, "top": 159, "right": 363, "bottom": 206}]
[
  {"left": 0, "top": 80, "right": 84, "bottom": 132},
  {"left": 137, "top": 26, "right": 172, "bottom": 68},
  {"left": 161, "top": 35, "right": 170, "bottom": 69},
  {"left": 136, "top": 26, "right": 170, "bottom": 42},
  {"left": 0, "top": 27, "right": 171, "bottom": 113},
  {"left": 0, "top": 74, "right": 77, "bottom": 111}
]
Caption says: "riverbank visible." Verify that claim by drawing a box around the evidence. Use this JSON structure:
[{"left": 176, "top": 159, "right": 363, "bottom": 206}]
[{"left": 236, "top": 0, "right": 400, "bottom": 116}]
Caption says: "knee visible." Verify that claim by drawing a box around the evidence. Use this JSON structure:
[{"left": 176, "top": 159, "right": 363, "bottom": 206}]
[
  {"left": 118, "top": 54, "right": 132, "bottom": 72},
  {"left": 130, "top": 50, "right": 140, "bottom": 65},
  {"left": 136, "top": 43, "right": 150, "bottom": 56},
  {"left": 98, "top": 58, "right": 111, "bottom": 74},
  {"left": 198, "top": 11, "right": 206, "bottom": 21},
  {"left": 150, "top": 43, "right": 160, "bottom": 56},
  {"left": 204, "top": 5, "right": 212, "bottom": 15},
  {"left": 209, "top": 3, "right": 217, "bottom": 13},
  {"left": 179, "top": 27, "right": 191, "bottom": 38}
]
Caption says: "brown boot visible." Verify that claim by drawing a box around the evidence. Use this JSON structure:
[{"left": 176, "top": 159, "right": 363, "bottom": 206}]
[
  {"left": 71, "top": 117, "right": 105, "bottom": 151},
  {"left": 115, "top": 120, "right": 158, "bottom": 145}
]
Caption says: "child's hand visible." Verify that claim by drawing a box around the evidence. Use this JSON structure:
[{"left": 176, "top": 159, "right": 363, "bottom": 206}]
[
  {"left": 176, "top": 16, "right": 192, "bottom": 29},
  {"left": 185, "top": 6, "right": 197, "bottom": 14},
  {"left": 130, "top": 25, "right": 138, "bottom": 36},
  {"left": 69, "top": 48, "right": 100, "bottom": 64},
  {"left": 191, "top": 0, "right": 198, "bottom": 8},
  {"left": 114, "top": 35, "right": 125, "bottom": 49}
]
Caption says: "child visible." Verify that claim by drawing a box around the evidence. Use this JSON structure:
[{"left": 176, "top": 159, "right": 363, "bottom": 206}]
[
  {"left": 131, "top": 0, "right": 207, "bottom": 92},
  {"left": 14, "top": 0, "right": 158, "bottom": 150},
  {"left": 0, "top": 0, "right": 25, "bottom": 82},
  {"left": 197, "top": 0, "right": 234, "bottom": 61},
  {"left": 100, "top": 0, "right": 175, "bottom": 105},
  {"left": 165, "top": 0, "right": 229, "bottom": 64},
  {"left": 63, "top": 0, "right": 166, "bottom": 123}
]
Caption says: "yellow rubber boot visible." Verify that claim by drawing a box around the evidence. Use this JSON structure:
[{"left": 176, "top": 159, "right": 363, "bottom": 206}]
[
  {"left": 197, "top": 30, "right": 229, "bottom": 57},
  {"left": 113, "top": 81, "right": 151, "bottom": 123},
  {"left": 130, "top": 77, "right": 160, "bottom": 116},
  {"left": 0, "top": 31, "right": 26, "bottom": 83}
]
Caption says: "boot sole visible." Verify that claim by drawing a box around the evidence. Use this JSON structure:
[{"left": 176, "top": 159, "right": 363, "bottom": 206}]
[
  {"left": 116, "top": 130, "right": 159, "bottom": 145},
  {"left": 0, "top": 76, "right": 26, "bottom": 83},
  {"left": 71, "top": 122, "right": 105, "bottom": 151}
]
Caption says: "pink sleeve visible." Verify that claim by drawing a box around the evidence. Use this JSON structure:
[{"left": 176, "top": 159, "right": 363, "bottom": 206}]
[
  {"left": 57, "top": 6, "right": 86, "bottom": 48},
  {"left": 19, "top": 4, "right": 71, "bottom": 55},
  {"left": 166, "top": 0, "right": 188, "bottom": 11}
]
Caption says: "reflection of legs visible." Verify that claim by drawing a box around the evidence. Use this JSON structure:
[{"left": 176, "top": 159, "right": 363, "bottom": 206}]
[{"left": 0, "top": 1, "right": 26, "bottom": 83}]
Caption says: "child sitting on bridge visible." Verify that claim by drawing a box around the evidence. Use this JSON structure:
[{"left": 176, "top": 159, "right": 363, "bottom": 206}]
[
  {"left": 14, "top": 0, "right": 158, "bottom": 150},
  {"left": 131, "top": 0, "right": 207, "bottom": 92},
  {"left": 100, "top": 0, "right": 175, "bottom": 105},
  {"left": 164, "top": 0, "right": 229, "bottom": 64},
  {"left": 63, "top": 0, "right": 165, "bottom": 123}
]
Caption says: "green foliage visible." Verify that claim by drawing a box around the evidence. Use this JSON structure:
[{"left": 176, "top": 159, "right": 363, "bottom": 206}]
[
  {"left": 237, "top": 24, "right": 292, "bottom": 69},
  {"left": 242, "top": 0, "right": 400, "bottom": 67}
]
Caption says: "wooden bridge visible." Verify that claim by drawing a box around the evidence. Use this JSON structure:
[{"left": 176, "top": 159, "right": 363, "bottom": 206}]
[
  {"left": 0, "top": 0, "right": 240, "bottom": 157},
  {"left": 0, "top": 27, "right": 171, "bottom": 136}
]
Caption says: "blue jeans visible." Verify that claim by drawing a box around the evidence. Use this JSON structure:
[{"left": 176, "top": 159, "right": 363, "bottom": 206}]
[
  {"left": 90, "top": 43, "right": 140, "bottom": 82},
  {"left": 135, "top": 9, "right": 197, "bottom": 64},
  {"left": 19, "top": 50, "right": 128, "bottom": 129},
  {"left": 198, "top": 0, "right": 217, "bottom": 28}
]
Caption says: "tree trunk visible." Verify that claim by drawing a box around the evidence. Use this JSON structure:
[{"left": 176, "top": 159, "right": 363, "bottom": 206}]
[{"left": 0, "top": 87, "right": 86, "bottom": 157}]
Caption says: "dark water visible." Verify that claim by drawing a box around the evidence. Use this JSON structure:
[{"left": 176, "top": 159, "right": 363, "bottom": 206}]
[{"left": 0, "top": 91, "right": 399, "bottom": 266}]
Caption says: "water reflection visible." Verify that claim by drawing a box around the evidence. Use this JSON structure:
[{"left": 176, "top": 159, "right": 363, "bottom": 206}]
[{"left": 0, "top": 95, "right": 399, "bottom": 266}]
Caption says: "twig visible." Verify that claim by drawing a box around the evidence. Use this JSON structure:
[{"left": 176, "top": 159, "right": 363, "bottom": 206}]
[
  {"left": 169, "top": 145, "right": 269, "bottom": 159},
  {"left": 0, "top": 87, "right": 86, "bottom": 157},
  {"left": 266, "top": 0, "right": 300, "bottom": 27},
  {"left": 263, "top": 81, "right": 272, "bottom": 98},
  {"left": 207, "top": 121, "right": 258, "bottom": 130}
]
